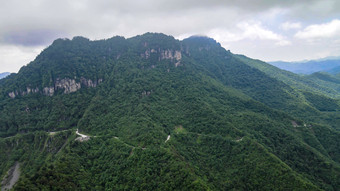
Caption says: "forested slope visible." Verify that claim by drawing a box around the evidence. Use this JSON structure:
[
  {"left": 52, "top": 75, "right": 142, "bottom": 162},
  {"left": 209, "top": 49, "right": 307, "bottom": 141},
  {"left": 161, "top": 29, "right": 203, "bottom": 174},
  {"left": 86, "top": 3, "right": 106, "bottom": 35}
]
[{"left": 1, "top": 33, "right": 339, "bottom": 190}]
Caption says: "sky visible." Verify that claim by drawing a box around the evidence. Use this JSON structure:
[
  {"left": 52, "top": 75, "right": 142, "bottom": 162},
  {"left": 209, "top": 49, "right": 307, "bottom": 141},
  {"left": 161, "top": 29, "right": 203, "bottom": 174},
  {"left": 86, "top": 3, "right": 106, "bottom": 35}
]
[{"left": 1, "top": 0, "right": 340, "bottom": 73}]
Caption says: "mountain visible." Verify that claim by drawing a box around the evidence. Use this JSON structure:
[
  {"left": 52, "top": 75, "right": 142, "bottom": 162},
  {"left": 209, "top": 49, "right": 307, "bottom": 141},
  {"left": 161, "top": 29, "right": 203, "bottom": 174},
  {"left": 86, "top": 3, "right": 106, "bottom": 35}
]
[
  {"left": 1, "top": 33, "right": 340, "bottom": 190},
  {"left": 0, "top": 72, "right": 10, "bottom": 79},
  {"left": 306, "top": 72, "right": 340, "bottom": 93},
  {"left": 237, "top": 55, "right": 340, "bottom": 100},
  {"left": 325, "top": 66, "right": 340, "bottom": 75},
  {"left": 270, "top": 58, "right": 340, "bottom": 74}
]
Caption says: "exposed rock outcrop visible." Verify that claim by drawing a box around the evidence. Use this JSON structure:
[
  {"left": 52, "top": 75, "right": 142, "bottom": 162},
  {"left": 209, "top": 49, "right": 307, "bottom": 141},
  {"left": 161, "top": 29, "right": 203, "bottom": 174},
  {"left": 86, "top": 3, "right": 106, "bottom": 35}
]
[
  {"left": 8, "top": 77, "right": 103, "bottom": 98},
  {"left": 8, "top": 92, "right": 16, "bottom": 98},
  {"left": 141, "top": 49, "right": 182, "bottom": 62},
  {"left": 55, "top": 78, "right": 81, "bottom": 94},
  {"left": 80, "top": 77, "right": 102, "bottom": 88},
  {"left": 26, "top": 87, "right": 39, "bottom": 94},
  {"left": 43, "top": 87, "right": 55, "bottom": 96},
  {"left": 175, "top": 61, "right": 181, "bottom": 67},
  {"left": 46, "top": 77, "right": 102, "bottom": 96},
  {"left": 8, "top": 87, "right": 39, "bottom": 98},
  {"left": 141, "top": 90, "right": 151, "bottom": 97},
  {"left": 161, "top": 50, "right": 182, "bottom": 61},
  {"left": 9, "top": 88, "right": 40, "bottom": 98},
  {"left": 140, "top": 48, "right": 182, "bottom": 68}
]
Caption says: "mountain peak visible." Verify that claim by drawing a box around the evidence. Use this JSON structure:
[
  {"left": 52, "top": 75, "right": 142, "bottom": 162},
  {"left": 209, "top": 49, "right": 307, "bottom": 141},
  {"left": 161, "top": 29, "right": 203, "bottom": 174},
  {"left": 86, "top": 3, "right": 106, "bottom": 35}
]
[
  {"left": 129, "top": 32, "right": 178, "bottom": 43},
  {"left": 181, "top": 35, "right": 223, "bottom": 54},
  {"left": 72, "top": 36, "right": 90, "bottom": 42},
  {"left": 184, "top": 35, "right": 220, "bottom": 46}
]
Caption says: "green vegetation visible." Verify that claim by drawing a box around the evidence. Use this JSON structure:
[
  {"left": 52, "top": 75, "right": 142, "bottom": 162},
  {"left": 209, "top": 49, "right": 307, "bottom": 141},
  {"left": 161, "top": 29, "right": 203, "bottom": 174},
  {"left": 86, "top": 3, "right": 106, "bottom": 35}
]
[
  {"left": 235, "top": 55, "right": 340, "bottom": 99},
  {"left": 1, "top": 33, "right": 340, "bottom": 190},
  {"left": 235, "top": 54, "right": 340, "bottom": 130}
]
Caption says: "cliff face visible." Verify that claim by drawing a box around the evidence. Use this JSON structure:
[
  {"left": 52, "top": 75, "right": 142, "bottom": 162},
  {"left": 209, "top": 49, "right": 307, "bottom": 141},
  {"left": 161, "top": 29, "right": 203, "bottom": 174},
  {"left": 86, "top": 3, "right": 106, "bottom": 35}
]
[
  {"left": 8, "top": 77, "right": 102, "bottom": 98},
  {"left": 141, "top": 48, "right": 181, "bottom": 60},
  {"left": 140, "top": 48, "right": 182, "bottom": 68}
]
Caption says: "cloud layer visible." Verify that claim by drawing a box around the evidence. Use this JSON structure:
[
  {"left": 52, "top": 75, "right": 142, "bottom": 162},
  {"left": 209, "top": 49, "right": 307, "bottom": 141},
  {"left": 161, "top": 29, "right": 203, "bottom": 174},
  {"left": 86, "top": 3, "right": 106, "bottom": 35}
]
[
  {"left": 1, "top": 0, "right": 340, "bottom": 72},
  {"left": 295, "top": 19, "right": 340, "bottom": 39}
]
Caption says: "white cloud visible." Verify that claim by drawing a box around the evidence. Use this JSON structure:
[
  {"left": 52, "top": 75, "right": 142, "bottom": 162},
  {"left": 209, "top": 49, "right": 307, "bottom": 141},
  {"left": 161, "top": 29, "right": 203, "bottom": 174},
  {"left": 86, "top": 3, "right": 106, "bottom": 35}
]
[
  {"left": 0, "top": 45, "right": 43, "bottom": 73},
  {"left": 239, "top": 22, "right": 292, "bottom": 46},
  {"left": 295, "top": 19, "right": 340, "bottom": 39},
  {"left": 208, "top": 28, "right": 244, "bottom": 43},
  {"left": 238, "top": 22, "right": 282, "bottom": 41},
  {"left": 209, "top": 22, "right": 291, "bottom": 46},
  {"left": 275, "top": 40, "right": 292, "bottom": 46},
  {"left": 280, "top": 22, "right": 301, "bottom": 30}
]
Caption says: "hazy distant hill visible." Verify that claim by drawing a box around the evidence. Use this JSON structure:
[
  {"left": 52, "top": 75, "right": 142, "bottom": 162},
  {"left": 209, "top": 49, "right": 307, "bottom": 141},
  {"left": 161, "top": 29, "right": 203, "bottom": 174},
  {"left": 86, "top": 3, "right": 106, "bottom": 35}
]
[
  {"left": 325, "top": 66, "right": 340, "bottom": 74},
  {"left": 1, "top": 33, "right": 340, "bottom": 190},
  {"left": 0, "top": 72, "right": 10, "bottom": 79},
  {"left": 270, "top": 58, "right": 340, "bottom": 74},
  {"left": 236, "top": 55, "right": 340, "bottom": 100}
]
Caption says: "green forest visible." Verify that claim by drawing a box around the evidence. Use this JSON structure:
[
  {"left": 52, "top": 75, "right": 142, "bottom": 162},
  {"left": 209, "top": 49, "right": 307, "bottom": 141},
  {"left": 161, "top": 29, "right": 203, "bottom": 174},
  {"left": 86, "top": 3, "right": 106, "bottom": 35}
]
[{"left": 1, "top": 33, "right": 340, "bottom": 190}]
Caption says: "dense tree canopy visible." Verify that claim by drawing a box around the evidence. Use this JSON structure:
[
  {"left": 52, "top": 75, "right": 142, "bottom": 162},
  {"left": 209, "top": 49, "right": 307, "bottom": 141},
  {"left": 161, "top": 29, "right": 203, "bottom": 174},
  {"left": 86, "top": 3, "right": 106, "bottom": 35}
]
[{"left": 1, "top": 33, "right": 339, "bottom": 190}]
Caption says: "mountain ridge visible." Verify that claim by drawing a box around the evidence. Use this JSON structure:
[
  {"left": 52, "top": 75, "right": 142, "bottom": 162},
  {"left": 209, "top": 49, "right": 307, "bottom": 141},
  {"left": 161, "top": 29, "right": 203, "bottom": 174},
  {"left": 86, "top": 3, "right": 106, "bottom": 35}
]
[
  {"left": 1, "top": 33, "right": 340, "bottom": 190},
  {"left": 269, "top": 58, "right": 340, "bottom": 75}
]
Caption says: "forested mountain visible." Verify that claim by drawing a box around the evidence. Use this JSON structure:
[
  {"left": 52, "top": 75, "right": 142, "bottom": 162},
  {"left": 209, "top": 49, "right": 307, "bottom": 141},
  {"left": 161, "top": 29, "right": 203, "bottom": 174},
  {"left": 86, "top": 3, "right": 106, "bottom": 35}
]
[
  {"left": 0, "top": 72, "right": 10, "bottom": 80},
  {"left": 237, "top": 55, "right": 340, "bottom": 100},
  {"left": 306, "top": 72, "right": 340, "bottom": 94},
  {"left": 246, "top": 57, "right": 340, "bottom": 101},
  {"left": 269, "top": 58, "right": 340, "bottom": 75},
  {"left": 1, "top": 33, "right": 340, "bottom": 190}
]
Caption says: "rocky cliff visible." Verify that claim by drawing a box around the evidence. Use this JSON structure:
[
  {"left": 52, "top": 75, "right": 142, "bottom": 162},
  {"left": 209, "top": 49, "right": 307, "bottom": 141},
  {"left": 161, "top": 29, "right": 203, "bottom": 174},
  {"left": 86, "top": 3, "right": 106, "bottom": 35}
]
[{"left": 8, "top": 77, "right": 102, "bottom": 98}]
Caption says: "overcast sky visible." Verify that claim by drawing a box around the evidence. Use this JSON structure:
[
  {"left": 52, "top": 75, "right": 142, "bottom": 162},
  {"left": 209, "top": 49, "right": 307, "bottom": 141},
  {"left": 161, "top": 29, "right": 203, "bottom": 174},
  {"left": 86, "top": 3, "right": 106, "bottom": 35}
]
[{"left": 1, "top": 0, "right": 340, "bottom": 73}]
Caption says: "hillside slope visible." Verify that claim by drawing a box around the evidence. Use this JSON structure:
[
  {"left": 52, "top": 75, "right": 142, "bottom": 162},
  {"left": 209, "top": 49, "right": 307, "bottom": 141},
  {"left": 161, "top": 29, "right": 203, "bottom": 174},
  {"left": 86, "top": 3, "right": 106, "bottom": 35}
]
[
  {"left": 1, "top": 33, "right": 340, "bottom": 190},
  {"left": 236, "top": 55, "right": 340, "bottom": 99},
  {"left": 306, "top": 72, "right": 340, "bottom": 94}
]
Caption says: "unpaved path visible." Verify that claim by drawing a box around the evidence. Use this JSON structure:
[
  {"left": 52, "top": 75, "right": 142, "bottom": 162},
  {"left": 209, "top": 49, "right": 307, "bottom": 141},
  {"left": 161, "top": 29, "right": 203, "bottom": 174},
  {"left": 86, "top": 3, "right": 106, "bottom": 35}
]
[
  {"left": 1, "top": 162, "right": 20, "bottom": 191},
  {"left": 235, "top": 137, "right": 243, "bottom": 142},
  {"left": 165, "top": 135, "right": 171, "bottom": 143},
  {"left": 49, "top": 130, "right": 68, "bottom": 136},
  {"left": 75, "top": 129, "right": 90, "bottom": 141},
  {"left": 76, "top": 129, "right": 88, "bottom": 138}
]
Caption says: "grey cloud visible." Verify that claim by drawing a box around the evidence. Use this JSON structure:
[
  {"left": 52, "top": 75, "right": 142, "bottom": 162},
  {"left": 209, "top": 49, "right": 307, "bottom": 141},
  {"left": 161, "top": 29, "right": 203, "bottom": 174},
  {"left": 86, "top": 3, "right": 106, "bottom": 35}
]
[
  {"left": 1, "top": 29, "right": 67, "bottom": 46},
  {"left": 0, "top": 0, "right": 338, "bottom": 41},
  {"left": 0, "top": 0, "right": 340, "bottom": 73},
  {"left": 94, "top": 0, "right": 319, "bottom": 13},
  {"left": 96, "top": 0, "right": 339, "bottom": 18}
]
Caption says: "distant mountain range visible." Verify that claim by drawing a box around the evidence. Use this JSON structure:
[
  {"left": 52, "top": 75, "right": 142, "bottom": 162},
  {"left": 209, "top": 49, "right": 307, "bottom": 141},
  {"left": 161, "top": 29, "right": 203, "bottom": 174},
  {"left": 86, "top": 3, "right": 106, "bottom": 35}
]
[
  {"left": 269, "top": 58, "right": 340, "bottom": 74},
  {"left": 0, "top": 72, "right": 10, "bottom": 79}
]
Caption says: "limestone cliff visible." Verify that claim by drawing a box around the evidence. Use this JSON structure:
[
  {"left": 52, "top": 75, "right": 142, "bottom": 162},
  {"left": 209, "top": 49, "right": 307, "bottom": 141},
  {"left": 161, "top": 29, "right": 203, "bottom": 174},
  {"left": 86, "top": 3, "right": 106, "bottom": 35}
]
[
  {"left": 8, "top": 77, "right": 102, "bottom": 98},
  {"left": 140, "top": 48, "right": 182, "bottom": 68},
  {"left": 55, "top": 78, "right": 81, "bottom": 94},
  {"left": 141, "top": 48, "right": 181, "bottom": 61}
]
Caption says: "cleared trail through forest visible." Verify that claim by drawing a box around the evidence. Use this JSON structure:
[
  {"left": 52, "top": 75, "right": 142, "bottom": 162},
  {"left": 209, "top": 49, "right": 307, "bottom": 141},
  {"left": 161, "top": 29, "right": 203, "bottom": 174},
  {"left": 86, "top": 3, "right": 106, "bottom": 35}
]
[
  {"left": 75, "top": 129, "right": 90, "bottom": 141},
  {"left": 76, "top": 129, "right": 88, "bottom": 138},
  {"left": 165, "top": 135, "right": 171, "bottom": 143},
  {"left": 1, "top": 162, "right": 20, "bottom": 191}
]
